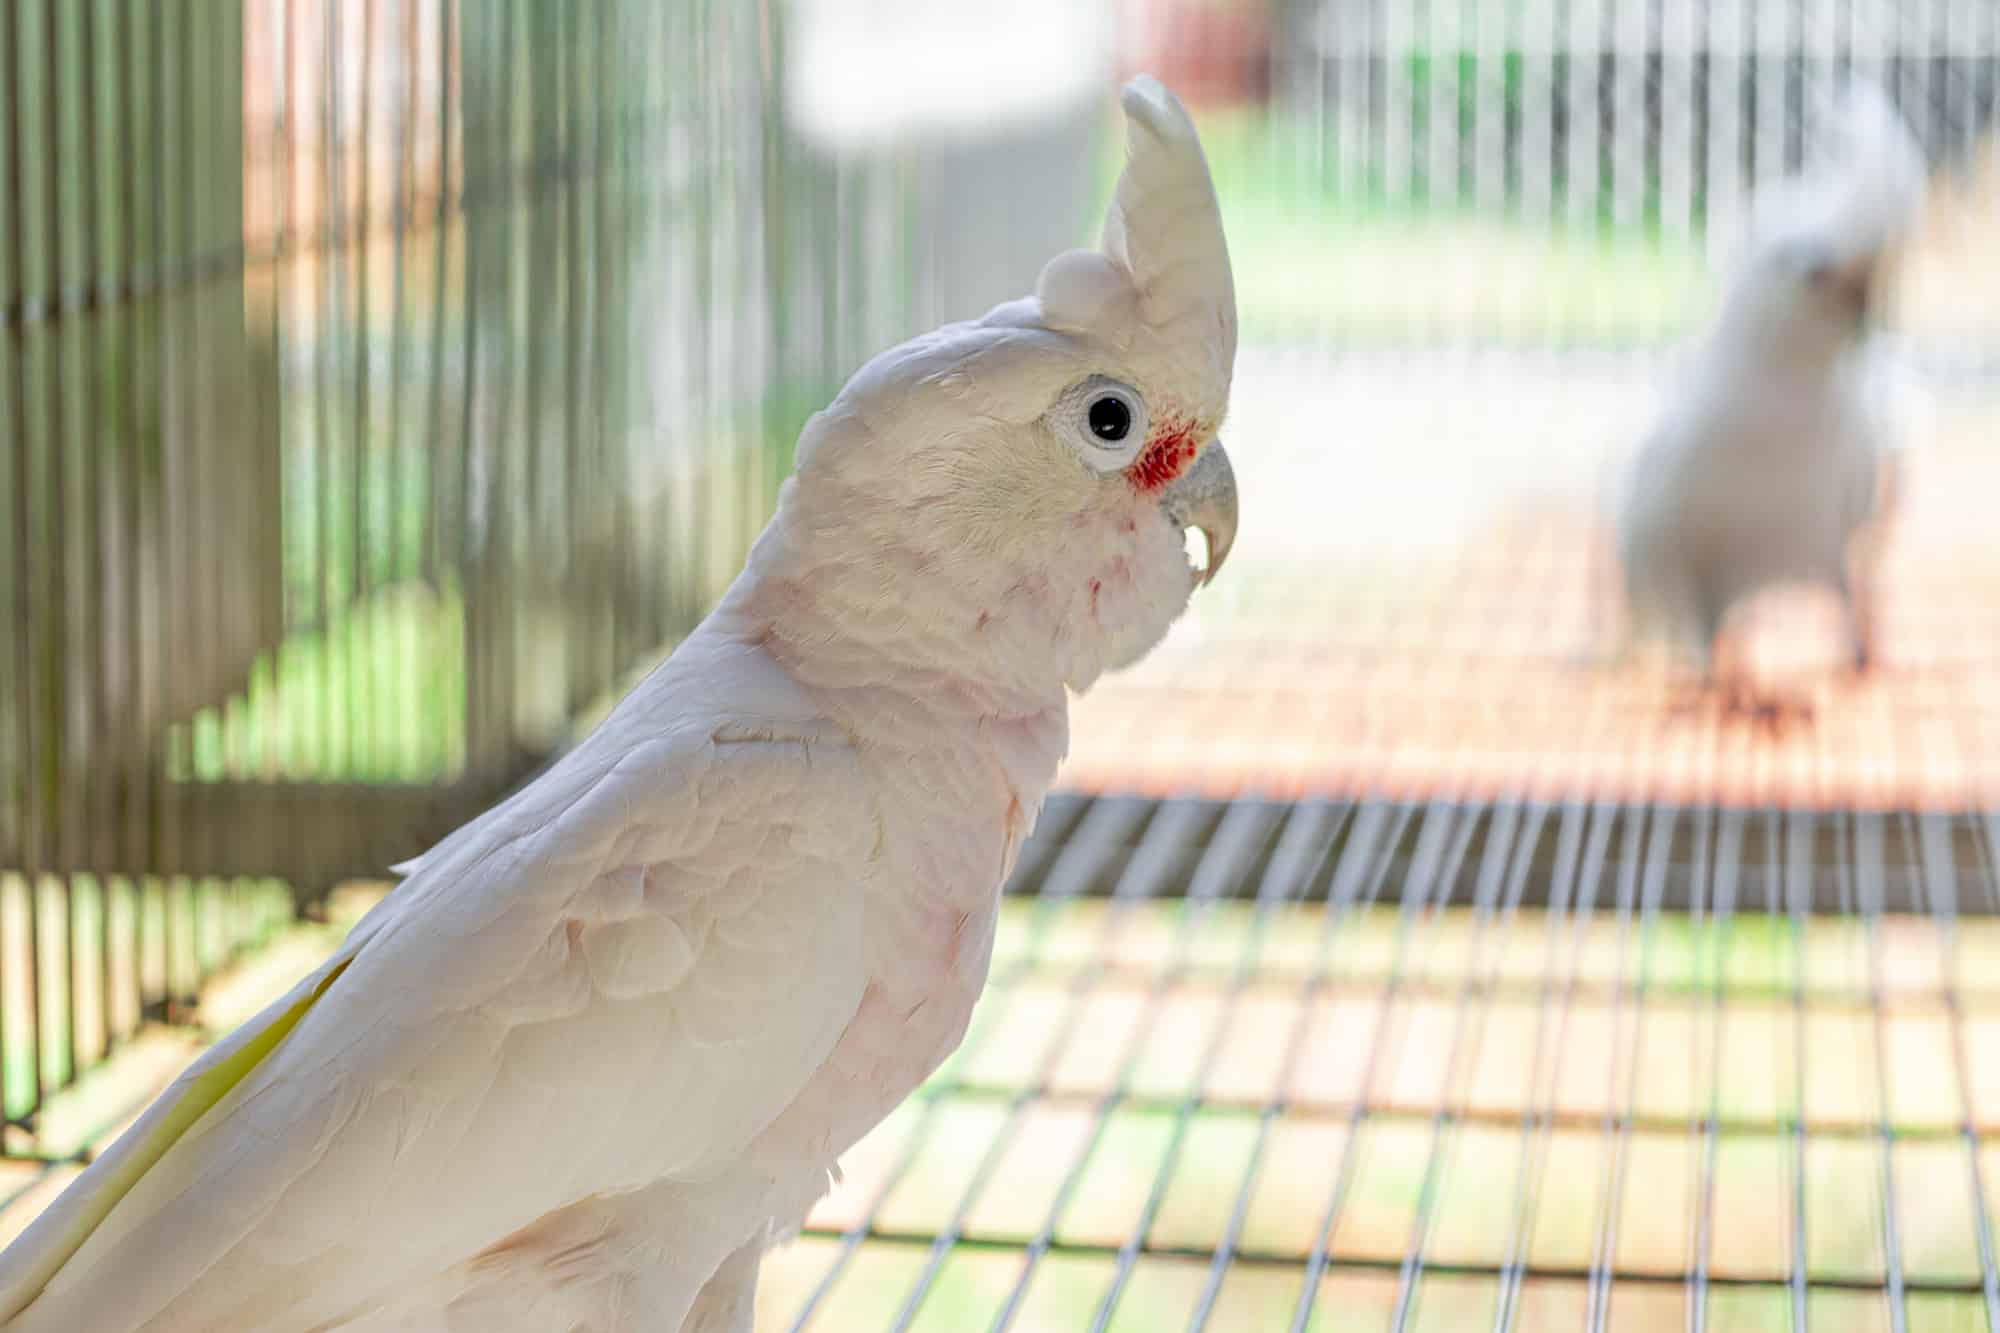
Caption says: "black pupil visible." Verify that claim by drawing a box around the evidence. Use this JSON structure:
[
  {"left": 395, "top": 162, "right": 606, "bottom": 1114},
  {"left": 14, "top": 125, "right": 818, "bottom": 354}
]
[{"left": 1088, "top": 396, "right": 1131, "bottom": 442}]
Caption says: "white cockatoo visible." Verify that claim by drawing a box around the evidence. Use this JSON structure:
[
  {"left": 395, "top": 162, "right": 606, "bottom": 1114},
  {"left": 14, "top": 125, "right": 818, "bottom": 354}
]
[
  {"left": 0, "top": 77, "right": 1237, "bottom": 1333},
  {"left": 1615, "top": 80, "right": 1926, "bottom": 709}
]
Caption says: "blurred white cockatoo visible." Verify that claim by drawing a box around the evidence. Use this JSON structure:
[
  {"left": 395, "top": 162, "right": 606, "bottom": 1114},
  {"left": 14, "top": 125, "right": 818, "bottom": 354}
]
[
  {"left": 1615, "top": 81, "right": 1926, "bottom": 709},
  {"left": 0, "top": 77, "right": 1237, "bottom": 1333}
]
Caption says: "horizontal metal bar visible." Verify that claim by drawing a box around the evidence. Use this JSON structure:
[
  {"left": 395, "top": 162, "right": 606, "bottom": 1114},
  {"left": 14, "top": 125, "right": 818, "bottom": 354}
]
[
  {"left": 0, "top": 100, "right": 678, "bottom": 334},
  {"left": 792, "top": 1224, "right": 1995, "bottom": 1298},
  {"left": 0, "top": 773, "right": 519, "bottom": 891},
  {"left": 1030, "top": 798, "right": 2000, "bottom": 915}
]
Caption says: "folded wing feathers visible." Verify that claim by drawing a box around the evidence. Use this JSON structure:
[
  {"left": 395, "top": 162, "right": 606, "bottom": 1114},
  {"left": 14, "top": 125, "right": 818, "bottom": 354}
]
[{"left": 0, "top": 728, "right": 875, "bottom": 1332}]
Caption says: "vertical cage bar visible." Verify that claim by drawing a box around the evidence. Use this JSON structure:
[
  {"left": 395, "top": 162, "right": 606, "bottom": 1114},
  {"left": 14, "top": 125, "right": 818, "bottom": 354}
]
[
  {"left": 973, "top": 802, "right": 1225, "bottom": 1331},
  {"left": 312, "top": 0, "right": 336, "bottom": 785},
  {"left": 1928, "top": 813, "right": 2000, "bottom": 1331},
  {"left": 1566, "top": 0, "right": 1604, "bottom": 233},
  {"left": 385, "top": 0, "right": 415, "bottom": 778},
  {"left": 176, "top": 0, "right": 205, "bottom": 1007},
  {"left": 1387, "top": 804, "right": 1540, "bottom": 1332},
  {"left": 454, "top": 0, "right": 493, "bottom": 781},
  {"left": 352, "top": 0, "right": 378, "bottom": 781},
  {"left": 1, "top": 0, "right": 39, "bottom": 1127},
  {"left": 1187, "top": 799, "right": 1355, "bottom": 1332},
  {"left": 1705, "top": 0, "right": 1746, "bottom": 257},
  {"left": 1493, "top": 799, "right": 1607, "bottom": 1332},
  {"left": 1850, "top": 811, "right": 1911, "bottom": 1333},
  {"left": 36, "top": 0, "right": 74, "bottom": 1097},
  {"left": 1607, "top": 0, "right": 1646, "bottom": 231},
  {"left": 423, "top": 0, "right": 451, "bottom": 590},
  {"left": 519, "top": 0, "right": 554, "bottom": 750},
  {"left": 1382, "top": 0, "right": 1412, "bottom": 210},
  {"left": 1081, "top": 803, "right": 1294, "bottom": 1333},
  {"left": 74, "top": 0, "right": 111, "bottom": 1075},
  {"left": 1471, "top": 0, "right": 1506, "bottom": 217},
  {"left": 1285, "top": 802, "right": 1454, "bottom": 1333},
  {"left": 558, "top": 0, "right": 586, "bottom": 718},
  {"left": 111, "top": 0, "right": 146, "bottom": 1036},
  {"left": 1780, "top": 808, "right": 1808, "bottom": 1333},
  {"left": 1582, "top": 805, "right": 1670, "bottom": 1331},
  {"left": 1659, "top": 0, "right": 1697, "bottom": 239},
  {"left": 1687, "top": 808, "right": 1739, "bottom": 1333},
  {"left": 592, "top": 0, "right": 625, "bottom": 691}
]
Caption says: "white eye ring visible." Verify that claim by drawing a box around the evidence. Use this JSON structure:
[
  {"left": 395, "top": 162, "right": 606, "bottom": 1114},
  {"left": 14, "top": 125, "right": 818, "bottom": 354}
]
[{"left": 1051, "top": 376, "right": 1149, "bottom": 474}]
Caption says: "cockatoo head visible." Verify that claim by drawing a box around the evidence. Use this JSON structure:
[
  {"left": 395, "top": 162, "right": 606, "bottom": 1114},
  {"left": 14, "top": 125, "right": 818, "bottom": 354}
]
[
  {"left": 1726, "top": 80, "right": 1926, "bottom": 354},
  {"left": 762, "top": 77, "right": 1238, "bottom": 699}
]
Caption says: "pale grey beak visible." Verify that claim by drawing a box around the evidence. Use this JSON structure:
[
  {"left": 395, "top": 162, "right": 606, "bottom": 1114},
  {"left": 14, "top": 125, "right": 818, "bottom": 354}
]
[
  {"left": 1160, "top": 440, "right": 1237, "bottom": 587},
  {"left": 1817, "top": 250, "right": 1879, "bottom": 319}
]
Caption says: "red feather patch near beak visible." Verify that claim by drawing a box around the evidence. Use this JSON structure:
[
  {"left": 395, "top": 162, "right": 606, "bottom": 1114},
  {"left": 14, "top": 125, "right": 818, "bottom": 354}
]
[{"left": 1128, "top": 421, "right": 1200, "bottom": 493}]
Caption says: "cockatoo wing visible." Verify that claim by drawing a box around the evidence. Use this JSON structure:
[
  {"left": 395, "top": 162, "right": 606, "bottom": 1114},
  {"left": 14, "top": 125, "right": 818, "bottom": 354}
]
[{"left": 0, "top": 713, "right": 877, "bottom": 1332}]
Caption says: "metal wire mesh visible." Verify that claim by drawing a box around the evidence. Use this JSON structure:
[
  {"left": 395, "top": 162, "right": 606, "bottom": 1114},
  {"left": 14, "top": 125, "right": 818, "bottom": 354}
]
[
  {"left": 752, "top": 794, "right": 2000, "bottom": 1331},
  {"left": 1249, "top": 0, "right": 2000, "bottom": 365}
]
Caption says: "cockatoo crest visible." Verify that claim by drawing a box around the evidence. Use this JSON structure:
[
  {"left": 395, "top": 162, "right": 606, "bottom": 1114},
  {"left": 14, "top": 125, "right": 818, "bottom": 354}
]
[
  {"left": 1041, "top": 76, "right": 1237, "bottom": 416},
  {"left": 1755, "top": 79, "right": 1923, "bottom": 252},
  {"left": 1714, "top": 79, "right": 1926, "bottom": 355}
]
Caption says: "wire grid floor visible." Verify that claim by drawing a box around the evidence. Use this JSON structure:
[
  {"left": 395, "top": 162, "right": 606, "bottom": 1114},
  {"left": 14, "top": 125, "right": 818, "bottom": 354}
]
[
  {"left": 8, "top": 796, "right": 2000, "bottom": 1331},
  {"left": 761, "top": 793, "right": 2000, "bottom": 1333}
]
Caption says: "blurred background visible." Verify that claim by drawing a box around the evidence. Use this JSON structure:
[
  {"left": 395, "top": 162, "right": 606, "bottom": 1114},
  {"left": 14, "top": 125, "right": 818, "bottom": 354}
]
[{"left": 4, "top": 1, "right": 2000, "bottom": 1329}]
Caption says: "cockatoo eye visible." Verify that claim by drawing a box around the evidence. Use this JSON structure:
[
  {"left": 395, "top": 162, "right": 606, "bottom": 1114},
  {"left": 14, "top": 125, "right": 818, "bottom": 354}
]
[
  {"left": 1051, "top": 376, "right": 1149, "bottom": 474},
  {"left": 1088, "top": 395, "right": 1132, "bottom": 442}
]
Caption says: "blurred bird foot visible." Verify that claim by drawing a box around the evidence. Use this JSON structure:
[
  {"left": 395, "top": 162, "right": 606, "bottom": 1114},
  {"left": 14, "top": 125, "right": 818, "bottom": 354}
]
[
  {"left": 1660, "top": 678, "right": 1816, "bottom": 734},
  {"left": 1718, "top": 676, "right": 1815, "bottom": 733},
  {"left": 1730, "top": 690, "right": 1815, "bottom": 735}
]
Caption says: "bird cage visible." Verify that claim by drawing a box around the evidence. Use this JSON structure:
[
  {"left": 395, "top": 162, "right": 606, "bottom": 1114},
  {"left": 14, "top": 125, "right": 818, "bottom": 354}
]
[
  {"left": 1, "top": 0, "right": 285, "bottom": 883},
  {"left": 5, "top": 1, "right": 2000, "bottom": 1330}
]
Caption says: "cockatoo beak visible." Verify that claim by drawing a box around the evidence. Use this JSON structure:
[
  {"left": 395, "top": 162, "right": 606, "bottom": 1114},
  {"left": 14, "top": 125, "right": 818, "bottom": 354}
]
[
  {"left": 1161, "top": 441, "right": 1237, "bottom": 587},
  {"left": 1830, "top": 252, "right": 1878, "bottom": 317}
]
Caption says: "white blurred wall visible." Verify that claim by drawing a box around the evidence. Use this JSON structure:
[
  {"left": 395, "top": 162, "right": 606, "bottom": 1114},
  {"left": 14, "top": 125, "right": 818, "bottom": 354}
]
[{"left": 786, "top": 0, "right": 1116, "bottom": 324}]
